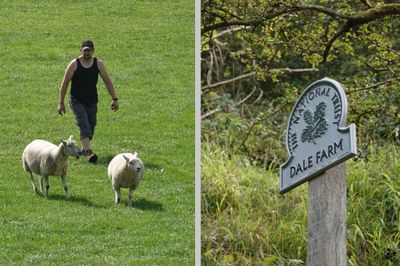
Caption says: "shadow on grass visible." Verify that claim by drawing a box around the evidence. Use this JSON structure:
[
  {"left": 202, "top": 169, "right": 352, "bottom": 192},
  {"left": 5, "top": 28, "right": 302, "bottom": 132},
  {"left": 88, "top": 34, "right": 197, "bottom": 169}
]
[
  {"left": 131, "top": 198, "right": 164, "bottom": 211},
  {"left": 96, "top": 154, "right": 115, "bottom": 166},
  {"left": 45, "top": 194, "right": 106, "bottom": 208}
]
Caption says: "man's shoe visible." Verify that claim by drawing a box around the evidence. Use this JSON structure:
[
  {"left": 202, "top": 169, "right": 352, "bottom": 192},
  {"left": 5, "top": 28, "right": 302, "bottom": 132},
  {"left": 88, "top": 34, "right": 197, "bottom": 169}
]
[{"left": 84, "top": 149, "right": 98, "bottom": 163}]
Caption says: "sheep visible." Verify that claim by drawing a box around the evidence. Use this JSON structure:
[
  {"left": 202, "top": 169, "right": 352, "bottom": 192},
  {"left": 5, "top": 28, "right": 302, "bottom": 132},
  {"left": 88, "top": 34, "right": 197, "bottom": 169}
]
[
  {"left": 22, "top": 135, "right": 81, "bottom": 199},
  {"left": 107, "top": 152, "right": 144, "bottom": 206}
]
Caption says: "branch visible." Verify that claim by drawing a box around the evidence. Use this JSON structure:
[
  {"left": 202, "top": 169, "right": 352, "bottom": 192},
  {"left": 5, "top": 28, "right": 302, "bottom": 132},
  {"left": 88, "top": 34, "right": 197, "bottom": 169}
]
[
  {"left": 201, "top": 107, "right": 221, "bottom": 120},
  {"left": 348, "top": 78, "right": 400, "bottom": 94},
  {"left": 366, "top": 62, "right": 391, "bottom": 72},
  {"left": 322, "top": 23, "right": 352, "bottom": 63},
  {"left": 214, "top": 26, "right": 249, "bottom": 39},
  {"left": 368, "top": 39, "right": 400, "bottom": 57},
  {"left": 202, "top": 71, "right": 256, "bottom": 93},
  {"left": 203, "top": 18, "right": 263, "bottom": 33},
  {"left": 204, "top": 3, "right": 400, "bottom": 33},
  {"left": 239, "top": 101, "right": 289, "bottom": 149},
  {"left": 347, "top": 4, "right": 400, "bottom": 25},
  {"left": 360, "top": 0, "right": 373, "bottom": 9},
  {"left": 322, "top": 4, "right": 400, "bottom": 62},
  {"left": 201, "top": 68, "right": 319, "bottom": 92},
  {"left": 269, "top": 67, "right": 319, "bottom": 73},
  {"left": 214, "top": 5, "right": 243, "bottom": 21},
  {"left": 251, "top": 89, "right": 264, "bottom": 106},
  {"left": 201, "top": 87, "right": 257, "bottom": 120},
  {"left": 294, "top": 4, "right": 350, "bottom": 20},
  {"left": 202, "top": 3, "right": 400, "bottom": 62},
  {"left": 202, "top": 26, "right": 249, "bottom": 47},
  {"left": 233, "top": 87, "right": 258, "bottom": 107},
  {"left": 202, "top": 4, "right": 349, "bottom": 33},
  {"left": 202, "top": 8, "right": 289, "bottom": 33},
  {"left": 206, "top": 51, "right": 214, "bottom": 86}
]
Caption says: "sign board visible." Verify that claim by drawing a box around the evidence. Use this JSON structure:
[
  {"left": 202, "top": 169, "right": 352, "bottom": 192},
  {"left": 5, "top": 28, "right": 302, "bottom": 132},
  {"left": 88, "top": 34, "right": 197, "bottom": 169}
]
[{"left": 280, "top": 77, "right": 357, "bottom": 194}]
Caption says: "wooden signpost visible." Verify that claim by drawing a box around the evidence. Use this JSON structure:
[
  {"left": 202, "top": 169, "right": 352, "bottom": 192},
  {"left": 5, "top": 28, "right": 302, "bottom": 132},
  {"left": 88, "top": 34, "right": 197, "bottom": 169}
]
[{"left": 280, "top": 78, "right": 357, "bottom": 265}]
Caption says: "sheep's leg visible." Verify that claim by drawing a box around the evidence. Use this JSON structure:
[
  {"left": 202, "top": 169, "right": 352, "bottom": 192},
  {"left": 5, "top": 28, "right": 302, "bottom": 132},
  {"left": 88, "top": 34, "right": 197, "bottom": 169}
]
[
  {"left": 43, "top": 176, "right": 50, "bottom": 197},
  {"left": 28, "top": 172, "right": 38, "bottom": 193},
  {"left": 40, "top": 176, "right": 44, "bottom": 193},
  {"left": 114, "top": 188, "right": 121, "bottom": 204},
  {"left": 61, "top": 175, "right": 70, "bottom": 199},
  {"left": 128, "top": 187, "right": 134, "bottom": 207}
]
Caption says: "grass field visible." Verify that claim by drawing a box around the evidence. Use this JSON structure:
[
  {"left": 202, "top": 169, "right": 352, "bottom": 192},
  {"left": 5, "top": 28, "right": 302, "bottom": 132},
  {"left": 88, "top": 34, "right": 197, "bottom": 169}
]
[
  {"left": 202, "top": 143, "right": 400, "bottom": 265},
  {"left": 0, "top": 0, "right": 194, "bottom": 265}
]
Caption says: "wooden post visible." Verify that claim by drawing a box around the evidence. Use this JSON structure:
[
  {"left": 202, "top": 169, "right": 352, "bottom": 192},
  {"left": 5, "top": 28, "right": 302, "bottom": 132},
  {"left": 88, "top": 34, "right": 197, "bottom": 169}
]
[{"left": 307, "top": 162, "right": 346, "bottom": 266}]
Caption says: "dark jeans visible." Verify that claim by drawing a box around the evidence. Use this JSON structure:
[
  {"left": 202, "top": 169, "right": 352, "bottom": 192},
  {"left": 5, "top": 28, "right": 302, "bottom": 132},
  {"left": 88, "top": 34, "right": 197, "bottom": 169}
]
[{"left": 70, "top": 99, "right": 97, "bottom": 140}]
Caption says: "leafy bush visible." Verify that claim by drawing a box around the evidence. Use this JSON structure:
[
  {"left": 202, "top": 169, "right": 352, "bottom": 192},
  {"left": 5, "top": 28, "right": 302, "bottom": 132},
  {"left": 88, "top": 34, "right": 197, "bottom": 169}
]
[
  {"left": 201, "top": 1, "right": 400, "bottom": 165},
  {"left": 202, "top": 143, "right": 400, "bottom": 265}
]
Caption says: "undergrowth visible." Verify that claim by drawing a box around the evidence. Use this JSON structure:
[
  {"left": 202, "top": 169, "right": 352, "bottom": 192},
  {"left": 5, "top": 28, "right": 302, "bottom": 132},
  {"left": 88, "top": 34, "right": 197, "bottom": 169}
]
[{"left": 202, "top": 143, "right": 400, "bottom": 265}]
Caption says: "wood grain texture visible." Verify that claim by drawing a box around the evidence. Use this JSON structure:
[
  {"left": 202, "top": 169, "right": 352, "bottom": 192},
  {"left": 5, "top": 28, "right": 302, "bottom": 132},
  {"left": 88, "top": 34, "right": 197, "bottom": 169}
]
[{"left": 307, "top": 162, "right": 346, "bottom": 266}]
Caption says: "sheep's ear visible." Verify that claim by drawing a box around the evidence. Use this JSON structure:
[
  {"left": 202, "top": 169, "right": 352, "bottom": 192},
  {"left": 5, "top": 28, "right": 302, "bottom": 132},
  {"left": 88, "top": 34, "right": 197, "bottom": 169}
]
[
  {"left": 60, "top": 139, "right": 67, "bottom": 145},
  {"left": 132, "top": 152, "right": 138, "bottom": 158},
  {"left": 122, "top": 154, "right": 130, "bottom": 162},
  {"left": 68, "top": 135, "right": 73, "bottom": 141}
]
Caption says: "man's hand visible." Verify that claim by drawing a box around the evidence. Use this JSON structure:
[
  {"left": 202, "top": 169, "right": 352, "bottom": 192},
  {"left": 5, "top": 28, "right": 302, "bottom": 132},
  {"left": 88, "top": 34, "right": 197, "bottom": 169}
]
[
  {"left": 58, "top": 103, "right": 65, "bottom": 115},
  {"left": 111, "top": 99, "right": 119, "bottom": 111}
]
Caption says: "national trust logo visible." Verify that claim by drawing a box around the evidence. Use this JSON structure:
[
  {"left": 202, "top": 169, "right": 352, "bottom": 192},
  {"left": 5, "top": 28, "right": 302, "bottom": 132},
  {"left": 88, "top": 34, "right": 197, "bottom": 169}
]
[{"left": 301, "top": 102, "right": 328, "bottom": 144}]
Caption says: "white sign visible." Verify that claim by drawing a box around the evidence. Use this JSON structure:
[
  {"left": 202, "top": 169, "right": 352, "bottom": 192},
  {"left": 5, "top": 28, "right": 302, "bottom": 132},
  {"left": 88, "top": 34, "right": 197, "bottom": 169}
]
[{"left": 280, "top": 77, "right": 357, "bottom": 193}]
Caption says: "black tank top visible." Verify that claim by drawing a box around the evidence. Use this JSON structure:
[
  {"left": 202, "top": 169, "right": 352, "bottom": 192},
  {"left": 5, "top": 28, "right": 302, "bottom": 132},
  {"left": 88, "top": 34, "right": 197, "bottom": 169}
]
[{"left": 71, "top": 57, "right": 99, "bottom": 105}]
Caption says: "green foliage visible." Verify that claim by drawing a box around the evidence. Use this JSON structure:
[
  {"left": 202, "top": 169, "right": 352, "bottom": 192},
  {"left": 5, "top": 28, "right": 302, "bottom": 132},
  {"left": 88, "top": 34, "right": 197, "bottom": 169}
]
[
  {"left": 202, "top": 143, "right": 308, "bottom": 265},
  {"left": 0, "top": 1, "right": 194, "bottom": 264},
  {"left": 202, "top": 0, "right": 400, "bottom": 164},
  {"left": 202, "top": 143, "right": 400, "bottom": 265},
  {"left": 201, "top": 1, "right": 400, "bottom": 264},
  {"left": 202, "top": 103, "right": 288, "bottom": 169},
  {"left": 347, "top": 145, "right": 400, "bottom": 265}
]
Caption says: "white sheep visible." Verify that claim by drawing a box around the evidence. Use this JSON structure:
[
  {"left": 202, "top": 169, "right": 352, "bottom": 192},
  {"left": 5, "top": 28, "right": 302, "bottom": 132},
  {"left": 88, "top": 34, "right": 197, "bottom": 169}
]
[
  {"left": 107, "top": 152, "right": 144, "bottom": 206},
  {"left": 22, "top": 135, "right": 81, "bottom": 199}
]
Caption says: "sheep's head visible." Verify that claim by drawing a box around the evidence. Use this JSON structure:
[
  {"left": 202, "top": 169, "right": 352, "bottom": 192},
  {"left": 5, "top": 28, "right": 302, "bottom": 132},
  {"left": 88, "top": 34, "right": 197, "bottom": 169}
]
[
  {"left": 61, "top": 136, "right": 81, "bottom": 159},
  {"left": 123, "top": 153, "right": 143, "bottom": 173}
]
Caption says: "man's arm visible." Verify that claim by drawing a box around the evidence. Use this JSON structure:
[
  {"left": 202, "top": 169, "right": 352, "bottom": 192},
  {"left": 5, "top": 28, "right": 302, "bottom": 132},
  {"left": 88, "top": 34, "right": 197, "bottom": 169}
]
[
  {"left": 58, "top": 60, "right": 77, "bottom": 115},
  {"left": 98, "top": 59, "right": 119, "bottom": 111}
]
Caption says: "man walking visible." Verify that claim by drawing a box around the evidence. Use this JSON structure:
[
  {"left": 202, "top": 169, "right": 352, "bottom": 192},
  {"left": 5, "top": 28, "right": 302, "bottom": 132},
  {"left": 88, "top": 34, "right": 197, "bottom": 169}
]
[{"left": 57, "top": 40, "right": 119, "bottom": 163}]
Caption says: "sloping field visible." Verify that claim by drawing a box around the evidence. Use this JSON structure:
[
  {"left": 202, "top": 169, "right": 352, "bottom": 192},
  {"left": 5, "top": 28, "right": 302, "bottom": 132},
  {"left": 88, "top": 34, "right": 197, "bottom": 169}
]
[{"left": 0, "top": 1, "right": 195, "bottom": 264}]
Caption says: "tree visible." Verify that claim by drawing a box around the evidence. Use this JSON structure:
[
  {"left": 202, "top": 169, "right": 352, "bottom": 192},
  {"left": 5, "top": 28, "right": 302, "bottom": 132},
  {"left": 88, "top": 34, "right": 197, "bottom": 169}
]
[{"left": 201, "top": 0, "right": 400, "bottom": 162}]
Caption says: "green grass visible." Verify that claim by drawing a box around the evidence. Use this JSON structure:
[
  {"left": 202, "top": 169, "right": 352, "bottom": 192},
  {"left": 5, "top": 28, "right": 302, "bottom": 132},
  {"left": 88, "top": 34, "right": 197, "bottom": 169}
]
[
  {"left": 202, "top": 143, "right": 400, "bottom": 265},
  {"left": 0, "top": 0, "right": 194, "bottom": 265}
]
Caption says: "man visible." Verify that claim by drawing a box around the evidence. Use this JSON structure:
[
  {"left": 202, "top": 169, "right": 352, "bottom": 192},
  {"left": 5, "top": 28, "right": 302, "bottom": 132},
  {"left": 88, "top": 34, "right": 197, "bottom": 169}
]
[{"left": 57, "top": 40, "right": 119, "bottom": 163}]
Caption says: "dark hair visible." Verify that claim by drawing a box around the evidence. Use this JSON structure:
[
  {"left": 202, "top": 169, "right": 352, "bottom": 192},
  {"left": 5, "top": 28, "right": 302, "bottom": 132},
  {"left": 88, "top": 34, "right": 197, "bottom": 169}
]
[{"left": 81, "top": 40, "right": 94, "bottom": 50}]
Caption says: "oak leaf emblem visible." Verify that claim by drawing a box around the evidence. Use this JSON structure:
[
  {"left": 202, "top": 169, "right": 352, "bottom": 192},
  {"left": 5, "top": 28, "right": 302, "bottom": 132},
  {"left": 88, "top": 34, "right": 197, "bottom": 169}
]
[{"left": 301, "top": 102, "right": 328, "bottom": 144}]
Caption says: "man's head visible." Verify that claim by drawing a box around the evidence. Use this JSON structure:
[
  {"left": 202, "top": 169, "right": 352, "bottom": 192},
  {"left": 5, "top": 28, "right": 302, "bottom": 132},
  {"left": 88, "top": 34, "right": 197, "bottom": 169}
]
[{"left": 80, "top": 40, "right": 94, "bottom": 60}]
